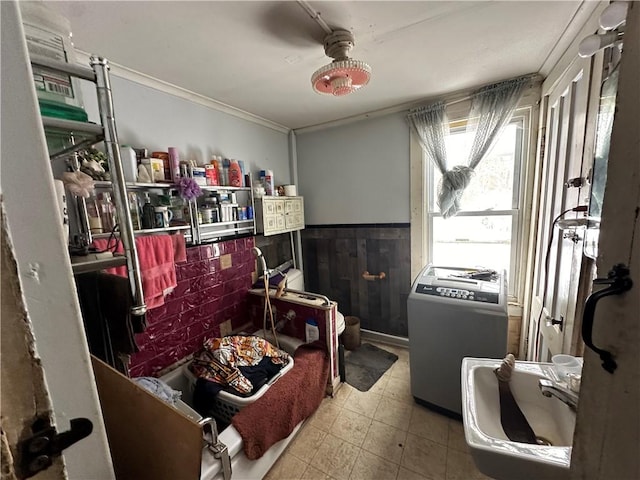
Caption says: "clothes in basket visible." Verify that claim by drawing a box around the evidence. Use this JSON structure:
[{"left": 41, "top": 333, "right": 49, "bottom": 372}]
[{"left": 189, "top": 335, "right": 292, "bottom": 420}]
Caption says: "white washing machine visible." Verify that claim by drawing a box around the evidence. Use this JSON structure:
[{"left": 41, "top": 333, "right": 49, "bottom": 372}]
[{"left": 407, "top": 265, "right": 508, "bottom": 416}]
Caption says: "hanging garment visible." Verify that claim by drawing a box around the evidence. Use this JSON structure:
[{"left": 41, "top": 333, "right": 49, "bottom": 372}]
[
  {"left": 75, "top": 271, "right": 146, "bottom": 374},
  {"left": 189, "top": 336, "right": 290, "bottom": 394}
]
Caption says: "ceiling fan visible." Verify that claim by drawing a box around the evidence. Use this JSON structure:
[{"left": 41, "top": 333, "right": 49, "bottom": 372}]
[{"left": 297, "top": 0, "right": 372, "bottom": 96}]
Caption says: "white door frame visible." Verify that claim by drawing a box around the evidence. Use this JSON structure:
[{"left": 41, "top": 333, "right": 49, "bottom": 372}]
[
  {"left": 526, "top": 55, "right": 592, "bottom": 361},
  {"left": 1, "top": 2, "right": 114, "bottom": 478}
]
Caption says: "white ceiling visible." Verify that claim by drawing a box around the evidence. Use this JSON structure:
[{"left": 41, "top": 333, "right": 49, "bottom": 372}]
[{"left": 42, "top": 1, "right": 598, "bottom": 130}]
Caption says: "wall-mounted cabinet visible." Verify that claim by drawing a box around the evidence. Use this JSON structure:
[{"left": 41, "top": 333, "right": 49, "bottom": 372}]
[{"left": 255, "top": 196, "right": 304, "bottom": 236}]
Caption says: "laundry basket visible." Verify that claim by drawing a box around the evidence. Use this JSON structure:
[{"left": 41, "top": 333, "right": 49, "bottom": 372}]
[
  {"left": 183, "top": 356, "right": 294, "bottom": 424},
  {"left": 342, "top": 316, "right": 361, "bottom": 351}
]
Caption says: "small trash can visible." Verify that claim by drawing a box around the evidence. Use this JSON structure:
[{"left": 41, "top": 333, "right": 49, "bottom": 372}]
[{"left": 343, "top": 316, "right": 361, "bottom": 351}]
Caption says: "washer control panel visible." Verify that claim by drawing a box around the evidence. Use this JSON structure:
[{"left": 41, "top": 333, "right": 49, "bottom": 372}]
[{"left": 414, "top": 284, "right": 499, "bottom": 304}]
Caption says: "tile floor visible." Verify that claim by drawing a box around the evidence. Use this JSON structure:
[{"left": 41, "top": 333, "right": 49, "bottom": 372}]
[{"left": 265, "top": 343, "right": 490, "bottom": 480}]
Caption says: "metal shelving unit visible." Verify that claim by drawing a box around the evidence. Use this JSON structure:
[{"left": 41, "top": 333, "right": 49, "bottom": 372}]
[
  {"left": 31, "top": 54, "right": 146, "bottom": 316},
  {"left": 93, "top": 179, "right": 256, "bottom": 245}
]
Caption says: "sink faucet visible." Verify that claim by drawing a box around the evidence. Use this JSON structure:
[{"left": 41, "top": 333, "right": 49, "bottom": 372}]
[{"left": 538, "top": 379, "right": 579, "bottom": 411}]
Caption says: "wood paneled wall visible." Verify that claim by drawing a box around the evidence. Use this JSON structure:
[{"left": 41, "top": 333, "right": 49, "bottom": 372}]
[{"left": 302, "top": 225, "right": 411, "bottom": 337}]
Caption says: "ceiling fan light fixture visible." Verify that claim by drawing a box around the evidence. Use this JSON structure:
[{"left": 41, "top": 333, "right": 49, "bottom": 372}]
[
  {"left": 311, "top": 29, "right": 371, "bottom": 96},
  {"left": 311, "top": 59, "right": 371, "bottom": 96}
]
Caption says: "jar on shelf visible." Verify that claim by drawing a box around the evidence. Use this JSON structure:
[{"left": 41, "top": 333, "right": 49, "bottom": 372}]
[
  {"left": 86, "top": 196, "right": 103, "bottom": 233},
  {"left": 98, "top": 192, "right": 116, "bottom": 233}
]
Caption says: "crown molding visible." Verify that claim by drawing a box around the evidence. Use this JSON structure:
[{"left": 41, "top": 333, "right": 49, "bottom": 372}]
[{"left": 75, "top": 50, "right": 291, "bottom": 135}]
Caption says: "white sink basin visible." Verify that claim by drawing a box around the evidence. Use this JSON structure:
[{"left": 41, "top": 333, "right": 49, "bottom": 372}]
[{"left": 461, "top": 358, "right": 576, "bottom": 480}]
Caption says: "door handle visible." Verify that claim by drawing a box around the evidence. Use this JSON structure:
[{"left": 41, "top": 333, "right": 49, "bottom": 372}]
[
  {"left": 582, "top": 263, "right": 633, "bottom": 374},
  {"left": 362, "top": 271, "right": 386, "bottom": 281},
  {"left": 19, "top": 417, "right": 93, "bottom": 478}
]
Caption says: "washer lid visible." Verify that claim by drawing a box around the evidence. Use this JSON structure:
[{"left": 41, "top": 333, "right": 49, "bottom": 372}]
[{"left": 422, "top": 266, "right": 500, "bottom": 288}]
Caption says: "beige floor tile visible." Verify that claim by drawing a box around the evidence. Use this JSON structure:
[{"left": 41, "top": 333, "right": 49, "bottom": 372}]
[
  {"left": 374, "top": 396, "right": 413, "bottom": 431},
  {"left": 397, "top": 467, "right": 430, "bottom": 480},
  {"left": 445, "top": 449, "right": 490, "bottom": 480},
  {"left": 344, "top": 388, "right": 382, "bottom": 418},
  {"left": 446, "top": 419, "right": 469, "bottom": 453},
  {"left": 332, "top": 408, "right": 372, "bottom": 447},
  {"left": 383, "top": 376, "right": 414, "bottom": 405},
  {"left": 408, "top": 405, "right": 449, "bottom": 446},
  {"left": 289, "top": 424, "right": 328, "bottom": 462},
  {"left": 302, "top": 464, "right": 336, "bottom": 480},
  {"left": 309, "top": 433, "right": 360, "bottom": 480},
  {"left": 401, "top": 433, "right": 447, "bottom": 480},
  {"left": 362, "top": 419, "right": 407, "bottom": 464},
  {"left": 309, "top": 399, "right": 343, "bottom": 432},
  {"left": 369, "top": 374, "right": 391, "bottom": 395},
  {"left": 349, "top": 449, "right": 400, "bottom": 480},
  {"left": 333, "top": 383, "right": 356, "bottom": 407},
  {"left": 389, "top": 358, "right": 410, "bottom": 380},
  {"left": 265, "top": 451, "right": 308, "bottom": 480}
]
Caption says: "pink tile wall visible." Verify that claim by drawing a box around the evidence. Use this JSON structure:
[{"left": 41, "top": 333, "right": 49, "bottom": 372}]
[
  {"left": 129, "top": 236, "right": 256, "bottom": 377},
  {"left": 247, "top": 294, "right": 330, "bottom": 344}
]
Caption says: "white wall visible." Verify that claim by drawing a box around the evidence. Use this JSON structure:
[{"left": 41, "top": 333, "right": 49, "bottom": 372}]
[
  {"left": 295, "top": 112, "right": 410, "bottom": 225},
  {"left": 80, "top": 76, "right": 291, "bottom": 184}
]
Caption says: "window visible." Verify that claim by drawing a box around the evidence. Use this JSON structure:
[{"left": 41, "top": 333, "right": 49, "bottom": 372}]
[{"left": 426, "top": 113, "right": 529, "bottom": 299}]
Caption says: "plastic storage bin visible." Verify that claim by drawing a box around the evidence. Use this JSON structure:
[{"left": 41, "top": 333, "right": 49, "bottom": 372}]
[{"left": 183, "top": 356, "right": 294, "bottom": 423}]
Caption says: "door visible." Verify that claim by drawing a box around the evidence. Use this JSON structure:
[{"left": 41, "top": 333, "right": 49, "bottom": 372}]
[
  {"left": 529, "top": 58, "right": 591, "bottom": 360},
  {"left": 1, "top": 3, "right": 114, "bottom": 477},
  {"left": 571, "top": 4, "right": 639, "bottom": 476}
]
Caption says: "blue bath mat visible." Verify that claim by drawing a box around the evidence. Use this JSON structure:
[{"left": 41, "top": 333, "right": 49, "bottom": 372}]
[{"left": 345, "top": 343, "right": 398, "bottom": 392}]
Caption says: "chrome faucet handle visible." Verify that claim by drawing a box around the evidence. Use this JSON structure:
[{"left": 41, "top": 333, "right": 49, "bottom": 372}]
[
  {"left": 566, "top": 373, "right": 582, "bottom": 393},
  {"left": 538, "top": 378, "right": 579, "bottom": 410}
]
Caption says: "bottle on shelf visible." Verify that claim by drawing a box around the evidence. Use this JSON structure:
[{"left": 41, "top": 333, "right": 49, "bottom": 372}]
[
  {"left": 120, "top": 145, "right": 138, "bottom": 183},
  {"left": 168, "top": 147, "right": 180, "bottom": 183},
  {"left": 87, "top": 196, "right": 103, "bottom": 233},
  {"left": 229, "top": 159, "right": 243, "bottom": 187},
  {"left": 212, "top": 156, "right": 223, "bottom": 185},
  {"left": 141, "top": 193, "right": 155, "bottom": 229},
  {"left": 169, "top": 191, "right": 188, "bottom": 225},
  {"left": 260, "top": 169, "right": 274, "bottom": 196},
  {"left": 129, "top": 192, "right": 141, "bottom": 230},
  {"left": 222, "top": 158, "right": 230, "bottom": 186},
  {"left": 205, "top": 159, "right": 220, "bottom": 186},
  {"left": 98, "top": 192, "right": 116, "bottom": 233}
]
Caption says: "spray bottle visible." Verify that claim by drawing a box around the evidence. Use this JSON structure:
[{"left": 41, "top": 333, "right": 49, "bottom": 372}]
[{"left": 305, "top": 318, "right": 319, "bottom": 343}]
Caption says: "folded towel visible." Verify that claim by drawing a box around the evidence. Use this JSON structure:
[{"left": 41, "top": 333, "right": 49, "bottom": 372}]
[{"left": 92, "top": 234, "right": 178, "bottom": 309}]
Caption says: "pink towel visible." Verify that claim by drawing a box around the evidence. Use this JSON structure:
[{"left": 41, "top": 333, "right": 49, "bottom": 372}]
[
  {"left": 92, "top": 235, "right": 177, "bottom": 309},
  {"left": 171, "top": 233, "right": 187, "bottom": 263}
]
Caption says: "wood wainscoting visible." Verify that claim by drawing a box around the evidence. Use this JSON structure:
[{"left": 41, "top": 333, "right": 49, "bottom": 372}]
[{"left": 302, "top": 224, "right": 411, "bottom": 337}]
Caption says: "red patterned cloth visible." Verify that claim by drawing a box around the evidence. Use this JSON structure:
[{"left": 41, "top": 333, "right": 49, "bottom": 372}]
[{"left": 189, "top": 336, "right": 290, "bottom": 394}]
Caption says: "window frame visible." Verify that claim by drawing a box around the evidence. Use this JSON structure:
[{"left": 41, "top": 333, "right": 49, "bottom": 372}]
[{"left": 414, "top": 107, "right": 533, "bottom": 303}]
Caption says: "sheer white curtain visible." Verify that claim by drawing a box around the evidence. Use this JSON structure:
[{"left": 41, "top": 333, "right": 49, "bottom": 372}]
[{"left": 409, "top": 75, "right": 531, "bottom": 218}]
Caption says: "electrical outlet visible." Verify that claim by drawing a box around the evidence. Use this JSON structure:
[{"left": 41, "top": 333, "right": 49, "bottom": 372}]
[{"left": 220, "top": 319, "right": 232, "bottom": 337}]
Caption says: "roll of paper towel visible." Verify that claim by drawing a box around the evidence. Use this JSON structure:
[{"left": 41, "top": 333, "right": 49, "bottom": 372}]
[{"left": 284, "top": 185, "right": 297, "bottom": 196}]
